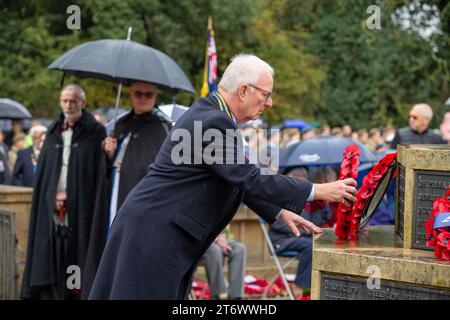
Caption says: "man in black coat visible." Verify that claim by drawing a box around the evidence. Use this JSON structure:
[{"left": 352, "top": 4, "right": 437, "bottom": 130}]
[
  {"left": 12, "top": 125, "right": 47, "bottom": 187},
  {"left": 103, "top": 81, "right": 171, "bottom": 227},
  {"left": 89, "top": 54, "right": 357, "bottom": 300},
  {"left": 391, "top": 103, "right": 446, "bottom": 149},
  {"left": 21, "top": 84, "right": 108, "bottom": 300}
]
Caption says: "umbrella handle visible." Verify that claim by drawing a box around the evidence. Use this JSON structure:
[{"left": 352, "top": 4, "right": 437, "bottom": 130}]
[
  {"left": 127, "top": 27, "right": 132, "bottom": 40},
  {"left": 110, "top": 27, "right": 132, "bottom": 137},
  {"left": 60, "top": 73, "right": 66, "bottom": 88},
  {"left": 110, "top": 82, "right": 123, "bottom": 136}
]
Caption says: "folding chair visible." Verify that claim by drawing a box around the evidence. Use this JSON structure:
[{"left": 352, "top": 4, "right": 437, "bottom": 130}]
[
  {"left": 188, "top": 259, "right": 210, "bottom": 300},
  {"left": 259, "top": 218, "right": 298, "bottom": 300},
  {"left": 188, "top": 289, "right": 197, "bottom": 300}
]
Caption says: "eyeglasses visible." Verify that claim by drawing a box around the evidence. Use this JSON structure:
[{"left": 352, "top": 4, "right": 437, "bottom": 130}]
[
  {"left": 247, "top": 84, "right": 272, "bottom": 102},
  {"left": 133, "top": 90, "right": 156, "bottom": 100},
  {"left": 409, "top": 114, "right": 418, "bottom": 120}
]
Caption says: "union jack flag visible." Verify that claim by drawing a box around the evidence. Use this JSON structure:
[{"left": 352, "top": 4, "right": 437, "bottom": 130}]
[{"left": 201, "top": 17, "right": 218, "bottom": 97}]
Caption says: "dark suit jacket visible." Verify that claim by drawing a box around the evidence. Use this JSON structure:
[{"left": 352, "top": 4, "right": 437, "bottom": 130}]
[
  {"left": 89, "top": 93, "right": 313, "bottom": 299},
  {"left": 12, "top": 146, "right": 35, "bottom": 187}
]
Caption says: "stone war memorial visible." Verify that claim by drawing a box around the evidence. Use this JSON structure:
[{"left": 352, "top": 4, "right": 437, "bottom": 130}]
[{"left": 311, "top": 144, "right": 450, "bottom": 300}]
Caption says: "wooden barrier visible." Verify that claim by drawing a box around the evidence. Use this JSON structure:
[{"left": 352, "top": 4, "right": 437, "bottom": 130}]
[{"left": 0, "top": 185, "right": 33, "bottom": 299}]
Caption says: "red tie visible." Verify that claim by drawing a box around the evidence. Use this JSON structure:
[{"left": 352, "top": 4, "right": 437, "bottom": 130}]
[{"left": 61, "top": 122, "right": 74, "bottom": 132}]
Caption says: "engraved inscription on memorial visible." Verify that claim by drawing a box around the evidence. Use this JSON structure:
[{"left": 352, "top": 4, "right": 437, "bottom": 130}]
[
  {"left": 0, "top": 211, "right": 16, "bottom": 299},
  {"left": 321, "top": 274, "right": 450, "bottom": 300},
  {"left": 413, "top": 171, "right": 450, "bottom": 250},
  {"left": 397, "top": 165, "right": 405, "bottom": 240}
]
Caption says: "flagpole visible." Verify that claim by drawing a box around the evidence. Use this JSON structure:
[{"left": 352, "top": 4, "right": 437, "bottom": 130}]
[{"left": 200, "top": 17, "right": 212, "bottom": 97}]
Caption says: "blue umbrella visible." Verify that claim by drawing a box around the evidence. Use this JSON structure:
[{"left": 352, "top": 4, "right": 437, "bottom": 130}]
[
  {"left": 283, "top": 119, "right": 310, "bottom": 131},
  {"left": 279, "top": 136, "right": 376, "bottom": 168},
  {"left": 375, "top": 148, "right": 396, "bottom": 161}
]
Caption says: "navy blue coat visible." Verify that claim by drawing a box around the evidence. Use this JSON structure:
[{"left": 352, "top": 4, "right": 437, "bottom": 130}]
[
  {"left": 12, "top": 146, "right": 36, "bottom": 187},
  {"left": 89, "top": 93, "right": 313, "bottom": 299}
]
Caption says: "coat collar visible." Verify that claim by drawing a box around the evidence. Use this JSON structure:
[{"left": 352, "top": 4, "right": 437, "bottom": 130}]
[
  {"left": 121, "top": 109, "right": 157, "bottom": 123},
  {"left": 409, "top": 126, "right": 430, "bottom": 135},
  {"left": 206, "top": 92, "right": 237, "bottom": 124},
  {"left": 48, "top": 109, "right": 97, "bottom": 138}
]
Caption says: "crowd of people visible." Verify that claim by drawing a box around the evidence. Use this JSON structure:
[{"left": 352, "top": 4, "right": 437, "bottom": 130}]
[
  {"left": 228, "top": 102, "right": 448, "bottom": 300},
  {"left": 0, "top": 120, "right": 47, "bottom": 187},
  {"left": 7, "top": 55, "right": 449, "bottom": 301},
  {"left": 242, "top": 103, "right": 449, "bottom": 167},
  {"left": 6, "top": 103, "right": 447, "bottom": 191}
]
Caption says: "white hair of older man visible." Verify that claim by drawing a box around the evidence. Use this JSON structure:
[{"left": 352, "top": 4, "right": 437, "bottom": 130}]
[
  {"left": 218, "top": 54, "right": 274, "bottom": 94},
  {"left": 61, "top": 83, "right": 86, "bottom": 101},
  {"left": 29, "top": 125, "right": 47, "bottom": 137},
  {"left": 412, "top": 103, "right": 433, "bottom": 120}
]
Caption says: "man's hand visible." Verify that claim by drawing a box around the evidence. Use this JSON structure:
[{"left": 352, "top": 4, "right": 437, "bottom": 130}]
[
  {"left": 314, "top": 178, "right": 357, "bottom": 207},
  {"left": 280, "top": 209, "right": 323, "bottom": 237},
  {"left": 214, "top": 233, "right": 232, "bottom": 254},
  {"left": 55, "top": 191, "right": 67, "bottom": 211},
  {"left": 103, "top": 137, "right": 118, "bottom": 160}
]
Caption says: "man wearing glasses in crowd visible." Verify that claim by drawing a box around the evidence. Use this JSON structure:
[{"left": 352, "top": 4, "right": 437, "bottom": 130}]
[
  {"left": 391, "top": 103, "right": 446, "bottom": 149},
  {"left": 103, "top": 81, "right": 172, "bottom": 229}
]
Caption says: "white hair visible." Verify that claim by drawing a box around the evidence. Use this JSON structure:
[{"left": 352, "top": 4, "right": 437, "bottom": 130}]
[
  {"left": 61, "top": 84, "right": 86, "bottom": 101},
  {"left": 413, "top": 103, "right": 433, "bottom": 120},
  {"left": 218, "top": 54, "right": 274, "bottom": 94},
  {"left": 30, "top": 125, "right": 47, "bottom": 137}
]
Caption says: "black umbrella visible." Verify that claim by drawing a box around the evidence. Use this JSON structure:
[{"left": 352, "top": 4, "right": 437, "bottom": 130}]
[
  {"left": 48, "top": 28, "right": 196, "bottom": 131},
  {"left": 0, "top": 98, "right": 32, "bottom": 120},
  {"left": 48, "top": 39, "right": 196, "bottom": 93}
]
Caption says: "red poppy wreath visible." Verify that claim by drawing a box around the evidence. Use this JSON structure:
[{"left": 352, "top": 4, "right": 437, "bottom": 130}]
[
  {"left": 347, "top": 152, "right": 397, "bottom": 240},
  {"left": 335, "top": 145, "right": 360, "bottom": 240},
  {"left": 424, "top": 187, "right": 450, "bottom": 261}
]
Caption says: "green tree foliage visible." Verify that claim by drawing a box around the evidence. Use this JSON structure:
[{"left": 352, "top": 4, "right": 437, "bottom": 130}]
[
  {"left": 283, "top": 0, "right": 449, "bottom": 128},
  {"left": 249, "top": 0, "right": 326, "bottom": 123},
  {"left": 0, "top": 0, "right": 259, "bottom": 115}
]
